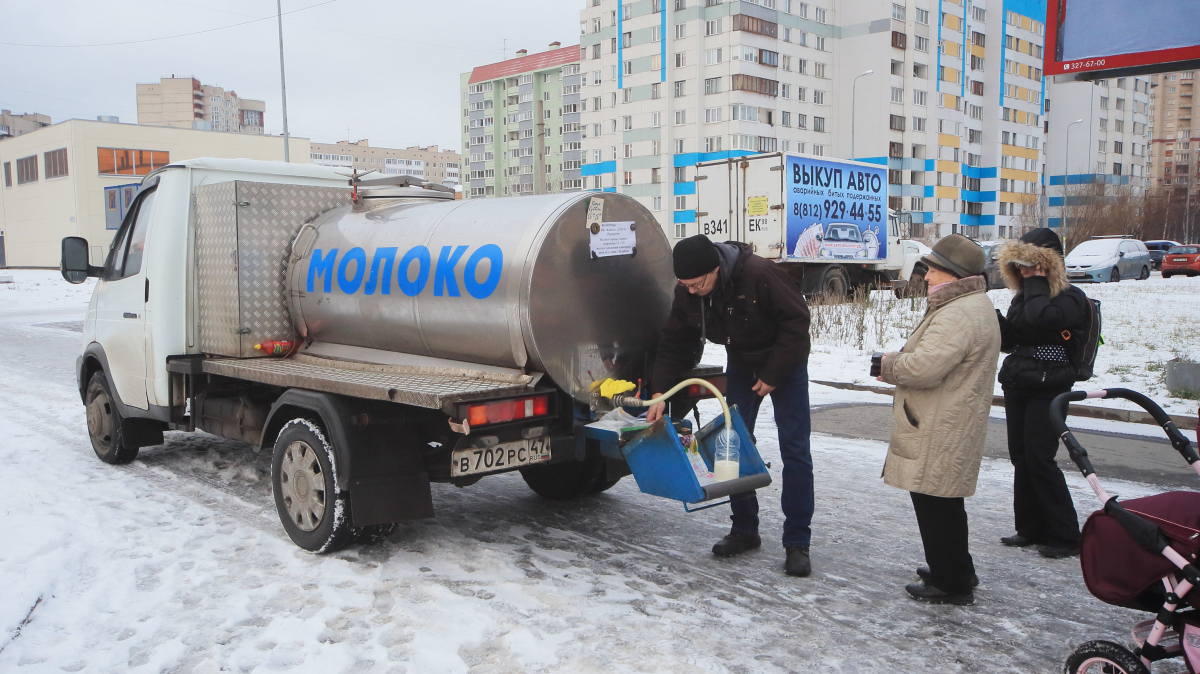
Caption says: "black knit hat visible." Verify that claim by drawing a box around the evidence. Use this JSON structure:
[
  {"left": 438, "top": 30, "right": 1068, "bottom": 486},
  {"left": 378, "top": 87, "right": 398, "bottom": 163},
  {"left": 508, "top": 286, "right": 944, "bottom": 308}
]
[
  {"left": 1019, "top": 228, "right": 1064, "bottom": 256},
  {"left": 673, "top": 235, "right": 720, "bottom": 280}
]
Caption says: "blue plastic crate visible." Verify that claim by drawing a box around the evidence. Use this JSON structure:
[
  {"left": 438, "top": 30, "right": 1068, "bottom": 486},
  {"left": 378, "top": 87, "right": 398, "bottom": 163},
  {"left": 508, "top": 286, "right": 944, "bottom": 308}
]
[{"left": 585, "top": 406, "right": 771, "bottom": 506}]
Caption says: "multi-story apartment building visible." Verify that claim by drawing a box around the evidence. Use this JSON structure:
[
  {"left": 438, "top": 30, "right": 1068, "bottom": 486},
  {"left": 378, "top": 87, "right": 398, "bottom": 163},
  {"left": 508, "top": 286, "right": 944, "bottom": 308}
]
[
  {"left": 1147, "top": 70, "right": 1198, "bottom": 192},
  {"left": 575, "top": 0, "right": 1048, "bottom": 242},
  {"left": 309, "top": 140, "right": 461, "bottom": 187},
  {"left": 459, "top": 43, "right": 584, "bottom": 198},
  {"left": 1044, "top": 75, "right": 1153, "bottom": 230},
  {"left": 136, "top": 77, "right": 265, "bottom": 134},
  {"left": 0, "top": 110, "right": 51, "bottom": 139}
]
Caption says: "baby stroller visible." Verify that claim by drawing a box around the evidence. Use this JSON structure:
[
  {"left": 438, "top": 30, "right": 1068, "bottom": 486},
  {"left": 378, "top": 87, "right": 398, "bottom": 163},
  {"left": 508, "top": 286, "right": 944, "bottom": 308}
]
[{"left": 1051, "top": 388, "right": 1200, "bottom": 674}]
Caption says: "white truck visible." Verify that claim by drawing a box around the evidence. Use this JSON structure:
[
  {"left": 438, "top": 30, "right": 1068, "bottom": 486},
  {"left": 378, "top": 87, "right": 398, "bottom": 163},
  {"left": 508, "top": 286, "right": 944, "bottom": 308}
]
[
  {"left": 60, "top": 158, "right": 732, "bottom": 553},
  {"left": 693, "top": 152, "right": 930, "bottom": 297}
]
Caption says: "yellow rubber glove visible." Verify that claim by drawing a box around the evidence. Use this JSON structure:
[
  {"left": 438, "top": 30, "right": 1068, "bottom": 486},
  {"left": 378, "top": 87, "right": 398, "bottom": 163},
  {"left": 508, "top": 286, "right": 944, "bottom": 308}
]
[{"left": 598, "top": 378, "right": 637, "bottom": 399}]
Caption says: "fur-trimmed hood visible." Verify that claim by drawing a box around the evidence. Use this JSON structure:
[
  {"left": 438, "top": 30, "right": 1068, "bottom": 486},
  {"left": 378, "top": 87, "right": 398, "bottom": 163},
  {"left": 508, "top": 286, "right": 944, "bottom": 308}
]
[{"left": 998, "top": 241, "right": 1069, "bottom": 297}]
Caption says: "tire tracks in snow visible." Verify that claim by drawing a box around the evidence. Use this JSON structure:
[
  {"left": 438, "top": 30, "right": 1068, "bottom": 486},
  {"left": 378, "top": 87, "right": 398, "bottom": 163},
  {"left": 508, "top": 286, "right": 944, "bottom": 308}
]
[{"left": 0, "top": 378, "right": 284, "bottom": 541}]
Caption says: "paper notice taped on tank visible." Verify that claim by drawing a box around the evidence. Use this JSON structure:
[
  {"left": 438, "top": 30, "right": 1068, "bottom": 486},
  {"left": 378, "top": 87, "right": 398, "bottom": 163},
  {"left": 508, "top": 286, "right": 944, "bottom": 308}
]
[{"left": 590, "top": 221, "right": 636, "bottom": 258}]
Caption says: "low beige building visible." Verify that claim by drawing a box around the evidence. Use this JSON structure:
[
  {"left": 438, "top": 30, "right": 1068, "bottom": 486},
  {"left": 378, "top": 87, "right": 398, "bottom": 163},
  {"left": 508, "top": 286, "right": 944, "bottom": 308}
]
[
  {"left": 309, "top": 140, "right": 461, "bottom": 187},
  {"left": 136, "top": 77, "right": 266, "bottom": 134},
  {"left": 0, "top": 118, "right": 306, "bottom": 267},
  {"left": 1, "top": 110, "right": 51, "bottom": 139}
]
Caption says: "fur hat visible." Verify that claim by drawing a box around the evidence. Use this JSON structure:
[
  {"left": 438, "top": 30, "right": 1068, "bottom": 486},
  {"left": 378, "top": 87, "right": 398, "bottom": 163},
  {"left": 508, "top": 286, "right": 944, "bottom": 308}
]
[
  {"left": 998, "top": 228, "right": 1069, "bottom": 297},
  {"left": 921, "top": 234, "right": 986, "bottom": 278}
]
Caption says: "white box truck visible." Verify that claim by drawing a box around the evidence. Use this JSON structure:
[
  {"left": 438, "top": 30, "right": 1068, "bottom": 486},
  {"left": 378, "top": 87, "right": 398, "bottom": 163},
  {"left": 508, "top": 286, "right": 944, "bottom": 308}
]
[
  {"left": 694, "top": 152, "right": 930, "bottom": 296},
  {"left": 59, "top": 158, "right": 725, "bottom": 553}
]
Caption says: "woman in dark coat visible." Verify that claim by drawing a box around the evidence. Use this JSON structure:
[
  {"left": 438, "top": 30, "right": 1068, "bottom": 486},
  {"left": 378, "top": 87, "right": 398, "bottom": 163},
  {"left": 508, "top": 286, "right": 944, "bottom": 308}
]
[{"left": 996, "top": 228, "right": 1090, "bottom": 559}]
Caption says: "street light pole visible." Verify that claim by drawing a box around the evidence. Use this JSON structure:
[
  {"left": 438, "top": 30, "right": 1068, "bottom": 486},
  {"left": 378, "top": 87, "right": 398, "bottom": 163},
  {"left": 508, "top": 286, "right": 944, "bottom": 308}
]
[
  {"left": 276, "top": 0, "right": 291, "bottom": 162},
  {"left": 1064, "top": 118, "right": 1084, "bottom": 249},
  {"left": 851, "top": 70, "right": 873, "bottom": 160}
]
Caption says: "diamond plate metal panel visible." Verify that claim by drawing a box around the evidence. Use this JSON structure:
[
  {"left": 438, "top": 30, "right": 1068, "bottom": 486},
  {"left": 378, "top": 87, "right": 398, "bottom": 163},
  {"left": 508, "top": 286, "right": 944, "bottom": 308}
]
[
  {"left": 195, "top": 182, "right": 241, "bottom": 357},
  {"left": 202, "top": 358, "right": 531, "bottom": 409},
  {"left": 194, "top": 182, "right": 350, "bottom": 357},
  {"left": 234, "top": 183, "right": 349, "bottom": 357}
]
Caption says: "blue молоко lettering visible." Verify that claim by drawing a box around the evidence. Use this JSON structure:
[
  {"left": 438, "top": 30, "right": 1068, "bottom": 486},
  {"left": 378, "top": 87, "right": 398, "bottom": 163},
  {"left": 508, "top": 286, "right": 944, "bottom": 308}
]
[{"left": 306, "top": 245, "right": 503, "bottom": 299}]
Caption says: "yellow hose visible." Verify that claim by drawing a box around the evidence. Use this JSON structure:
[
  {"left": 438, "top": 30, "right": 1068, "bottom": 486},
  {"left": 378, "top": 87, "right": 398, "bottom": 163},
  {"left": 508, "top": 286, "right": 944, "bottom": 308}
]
[{"left": 602, "top": 378, "right": 732, "bottom": 432}]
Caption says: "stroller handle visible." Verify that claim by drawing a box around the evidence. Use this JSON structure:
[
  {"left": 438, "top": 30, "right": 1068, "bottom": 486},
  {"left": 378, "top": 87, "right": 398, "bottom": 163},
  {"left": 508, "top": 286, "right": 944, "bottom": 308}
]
[{"left": 1050, "top": 388, "right": 1200, "bottom": 479}]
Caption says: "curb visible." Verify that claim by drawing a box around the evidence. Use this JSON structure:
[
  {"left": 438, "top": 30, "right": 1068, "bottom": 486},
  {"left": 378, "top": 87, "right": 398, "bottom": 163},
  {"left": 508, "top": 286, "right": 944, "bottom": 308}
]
[{"left": 811, "top": 380, "right": 1199, "bottom": 432}]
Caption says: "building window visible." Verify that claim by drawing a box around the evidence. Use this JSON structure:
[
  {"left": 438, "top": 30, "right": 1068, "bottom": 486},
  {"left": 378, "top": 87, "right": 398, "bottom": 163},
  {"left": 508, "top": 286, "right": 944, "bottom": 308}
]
[
  {"left": 675, "top": 167, "right": 687, "bottom": 183},
  {"left": 891, "top": 87, "right": 904, "bottom": 103},
  {"left": 1, "top": 162, "right": 9, "bottom": 188},
  {"left": 915, "top": 35, "right": 929, "bottom": 52},
  {"left": 705, "top": 107, "right": 722, "bottom": 123},
  {"left": 814, "top": 117, "right": 826, "bottom": 133},
  {"left": 44, "top": 148, "right": 68, "bottom": 179},
  {"left": 675, "top": 23, "right": 687, "bottom": 39},
  {"left": 705, "top": 77, "right": 722, "bottom": 95},
  {"left": 705, "top": 136, "right": 722, "bottom": 152},
  {"left": 676, "top": 195, "right": 687, "bottom": 210},
  {"left": 675, "top": 110, "right": 687, "bottom": 125},
  {"left": 624, "top": 171, "right": 633, "bottom": 185},
  {"left": 651, "top": 168, "right": 661, "bottom": 183},
  {"left": 889, "top": 115, "right": 905, "bottom": 131},
  {"left": 915, "top": 7, "right": 929, "bottom": 23},
  {"left": 892, "top": 3, "right": 906, "bottom": 20},
  {"left": 674, "top": 223, "right": 687, "bottom": 238},
  {"left": 674, "top": 80, "right": 687, "bottom": 97},
  {"left": 15, "top": 155, "right": 38, "bottom": 184},
  {"left": 98, "top": 148, "right": 170, "bottom": 176},
  {"left": 653, "top": 196, "right": 663, "bottom": 211},
  {"left": 913, "top": 90, "right": 927, "bottom": 106}
]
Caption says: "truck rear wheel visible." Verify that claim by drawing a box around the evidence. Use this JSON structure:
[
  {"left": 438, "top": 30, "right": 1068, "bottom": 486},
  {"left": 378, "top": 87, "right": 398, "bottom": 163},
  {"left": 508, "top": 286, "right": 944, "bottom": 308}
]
[
  {"left": 520, "top": 455, "right": 619, "bottom": 500},
  {"left": 896, "top": 269, "right": 927, "bottom": 298},
  {"left": 271, "top": 419, "right": 354, "bottom": 553},
  {"left": 817, "top": 265, "right": 849, "bottom": 300},
  {"left": 85, "top": 372, "right": 139, "bottom": 465}
]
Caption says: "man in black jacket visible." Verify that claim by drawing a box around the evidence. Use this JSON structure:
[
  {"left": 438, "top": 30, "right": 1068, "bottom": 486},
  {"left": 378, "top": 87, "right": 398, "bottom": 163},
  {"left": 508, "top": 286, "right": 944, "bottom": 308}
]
[
  {"left": 646, "top": 235, "right": 814, "bottom": 576},
  {"left": 997, "top": 228, "right": 1090, "bottom": 558}
]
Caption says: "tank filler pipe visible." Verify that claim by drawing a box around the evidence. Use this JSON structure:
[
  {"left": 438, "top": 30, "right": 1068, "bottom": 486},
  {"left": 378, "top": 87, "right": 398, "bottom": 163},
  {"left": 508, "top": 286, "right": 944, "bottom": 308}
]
[{"left": 607, "top": 378, "right": 732, "bottom": 432}]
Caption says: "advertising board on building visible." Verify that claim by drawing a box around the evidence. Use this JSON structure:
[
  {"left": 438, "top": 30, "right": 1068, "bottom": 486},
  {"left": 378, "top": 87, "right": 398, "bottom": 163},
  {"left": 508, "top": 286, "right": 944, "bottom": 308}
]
[
  {"left": 785, "top": 154, "right": 887, "bottom": 261},
  {"left": 1045, "top": 0, "right": 1200, "bottom": 76}
]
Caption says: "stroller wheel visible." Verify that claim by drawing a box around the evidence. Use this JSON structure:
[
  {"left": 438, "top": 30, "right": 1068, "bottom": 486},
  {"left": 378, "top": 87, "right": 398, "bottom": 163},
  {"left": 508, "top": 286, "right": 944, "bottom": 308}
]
[{"left": 1064, "top": 640, "right": 1149, "bottom": 674}]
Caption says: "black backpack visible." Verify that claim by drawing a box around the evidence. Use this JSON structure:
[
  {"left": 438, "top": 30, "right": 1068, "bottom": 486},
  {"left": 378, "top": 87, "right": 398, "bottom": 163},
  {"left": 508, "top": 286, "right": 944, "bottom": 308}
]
[{"left": 1065, "top": 297, "right": 1102, "bottom": 382}]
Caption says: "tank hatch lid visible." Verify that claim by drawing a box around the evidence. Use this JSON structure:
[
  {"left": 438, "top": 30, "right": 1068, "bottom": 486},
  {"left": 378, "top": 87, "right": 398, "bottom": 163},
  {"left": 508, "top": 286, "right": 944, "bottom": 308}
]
[{"left": 201, "top": 357, "right": 534, "bottom": 409}]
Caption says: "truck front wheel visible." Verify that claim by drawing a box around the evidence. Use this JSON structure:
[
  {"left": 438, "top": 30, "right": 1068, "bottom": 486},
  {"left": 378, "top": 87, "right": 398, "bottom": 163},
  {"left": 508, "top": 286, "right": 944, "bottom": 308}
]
[
  {"left": 271, "top": 419, "right": 354, "bottom": 553},
  {"left": 520, "top": 455, "right": 619, "bottom": 500},
  {"left": 85, "top": 372, "right": 139, "bottom": 465}
]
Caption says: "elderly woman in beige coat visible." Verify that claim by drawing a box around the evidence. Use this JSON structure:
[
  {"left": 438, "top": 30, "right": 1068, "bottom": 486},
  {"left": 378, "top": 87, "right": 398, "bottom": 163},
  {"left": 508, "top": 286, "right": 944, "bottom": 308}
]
[{"left": 878, "top": 234, "right": 1001, "bottom": 605}]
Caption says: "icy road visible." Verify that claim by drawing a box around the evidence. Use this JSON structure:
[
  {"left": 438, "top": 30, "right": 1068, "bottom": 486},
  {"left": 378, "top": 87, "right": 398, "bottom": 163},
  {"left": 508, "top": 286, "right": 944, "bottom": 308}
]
[{"left": 0, "top": 271, "right": 1190, "bottom": 673}]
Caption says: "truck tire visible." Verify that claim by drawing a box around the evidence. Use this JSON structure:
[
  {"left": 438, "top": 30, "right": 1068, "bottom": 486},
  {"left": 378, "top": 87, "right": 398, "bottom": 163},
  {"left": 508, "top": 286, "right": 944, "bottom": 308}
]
[
  {"left": 85, "top": 372, "right": 140, "bottom": 465},
  {"left": 817, "top": 265, "right": 849, "bottom": 300},
  {"left": 519, "top": 455, "right": 618, "bottom": 500},
  {"left": 898, "top": 269, "right": 927, "bottom": 298},
  {"left": 271, "top": 418, "right": 354, "bottom": 553}
]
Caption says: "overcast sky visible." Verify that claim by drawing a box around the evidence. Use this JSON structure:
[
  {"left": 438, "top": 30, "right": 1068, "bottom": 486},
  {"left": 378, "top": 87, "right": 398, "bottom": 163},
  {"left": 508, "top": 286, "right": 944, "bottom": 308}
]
[{"left": 0, "top": 0, "right": 581, "bottom": 153}]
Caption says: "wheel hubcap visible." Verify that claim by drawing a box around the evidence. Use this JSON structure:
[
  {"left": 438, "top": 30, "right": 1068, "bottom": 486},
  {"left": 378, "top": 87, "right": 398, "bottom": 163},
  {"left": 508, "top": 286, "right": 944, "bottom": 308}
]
[
  {"left": 87, "top": 390, "right": 113, "bottom": 449},
  {"left": 279, "top": 441, "right": 325, "bottom": 532}
]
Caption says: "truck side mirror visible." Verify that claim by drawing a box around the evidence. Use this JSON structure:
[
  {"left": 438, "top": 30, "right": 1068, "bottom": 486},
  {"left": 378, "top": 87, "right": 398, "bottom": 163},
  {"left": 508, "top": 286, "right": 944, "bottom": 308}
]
[{"left": 60, "top": 236, "right": 101, "bottom": 284}]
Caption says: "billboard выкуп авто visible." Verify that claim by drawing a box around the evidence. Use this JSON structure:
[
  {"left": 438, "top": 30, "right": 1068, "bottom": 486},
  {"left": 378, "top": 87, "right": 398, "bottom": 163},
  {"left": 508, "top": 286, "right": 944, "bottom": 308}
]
[{"left": 786, "top": 154, "right": 887, "bottom": 262}]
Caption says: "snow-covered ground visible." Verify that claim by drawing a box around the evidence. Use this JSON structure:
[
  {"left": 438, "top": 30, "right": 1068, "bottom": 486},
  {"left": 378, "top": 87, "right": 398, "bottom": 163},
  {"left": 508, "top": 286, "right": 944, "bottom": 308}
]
[
  {"left": 1, "top": 269, "right": 1195, "bottom": 672},
  {"left": 804, "top": 272, "right": 1200, "bottom": 417}
]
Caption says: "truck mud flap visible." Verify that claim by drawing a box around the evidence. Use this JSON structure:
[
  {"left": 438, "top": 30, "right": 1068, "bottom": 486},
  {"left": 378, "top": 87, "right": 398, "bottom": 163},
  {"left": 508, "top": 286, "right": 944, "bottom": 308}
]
[{"left": 350, "top": 473, "right": 434, "bottom": 527}]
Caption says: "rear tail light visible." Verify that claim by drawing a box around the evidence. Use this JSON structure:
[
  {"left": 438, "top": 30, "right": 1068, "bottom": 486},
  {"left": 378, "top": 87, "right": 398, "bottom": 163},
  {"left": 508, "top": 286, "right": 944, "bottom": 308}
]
[
  {"left": 458, "top": 393, "right": 554, "bottom": 428},
  {"left": 683, "top": 376, "right": 728, "bottom": 399}
]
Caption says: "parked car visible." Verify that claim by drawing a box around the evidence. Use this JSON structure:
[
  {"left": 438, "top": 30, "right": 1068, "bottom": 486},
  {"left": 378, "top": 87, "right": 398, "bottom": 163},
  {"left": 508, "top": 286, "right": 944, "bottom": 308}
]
[
  {"left": 978, "top": 240, "right": 1009, "bottom": 290},
  {"left": 1145, "top": 240, "right": 1183, "bottom": 270},
  {"left": 1064, "top": 237, "right": 1152, "bottom": 283},
  {"left": 1161, "top": 245, "right": 1200, "bottom": 278}
]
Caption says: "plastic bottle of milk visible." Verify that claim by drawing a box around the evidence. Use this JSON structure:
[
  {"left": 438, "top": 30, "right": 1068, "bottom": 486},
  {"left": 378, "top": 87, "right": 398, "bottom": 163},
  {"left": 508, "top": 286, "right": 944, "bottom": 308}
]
[{"left": 713, "top": 428, "right": 741, "bottom": 482}]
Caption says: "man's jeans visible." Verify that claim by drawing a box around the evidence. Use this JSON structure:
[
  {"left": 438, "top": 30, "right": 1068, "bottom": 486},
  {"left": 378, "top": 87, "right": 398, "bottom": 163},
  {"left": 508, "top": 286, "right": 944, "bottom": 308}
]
[{"left": 724, "top": 362, "right": 814, "bottom": 548}]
